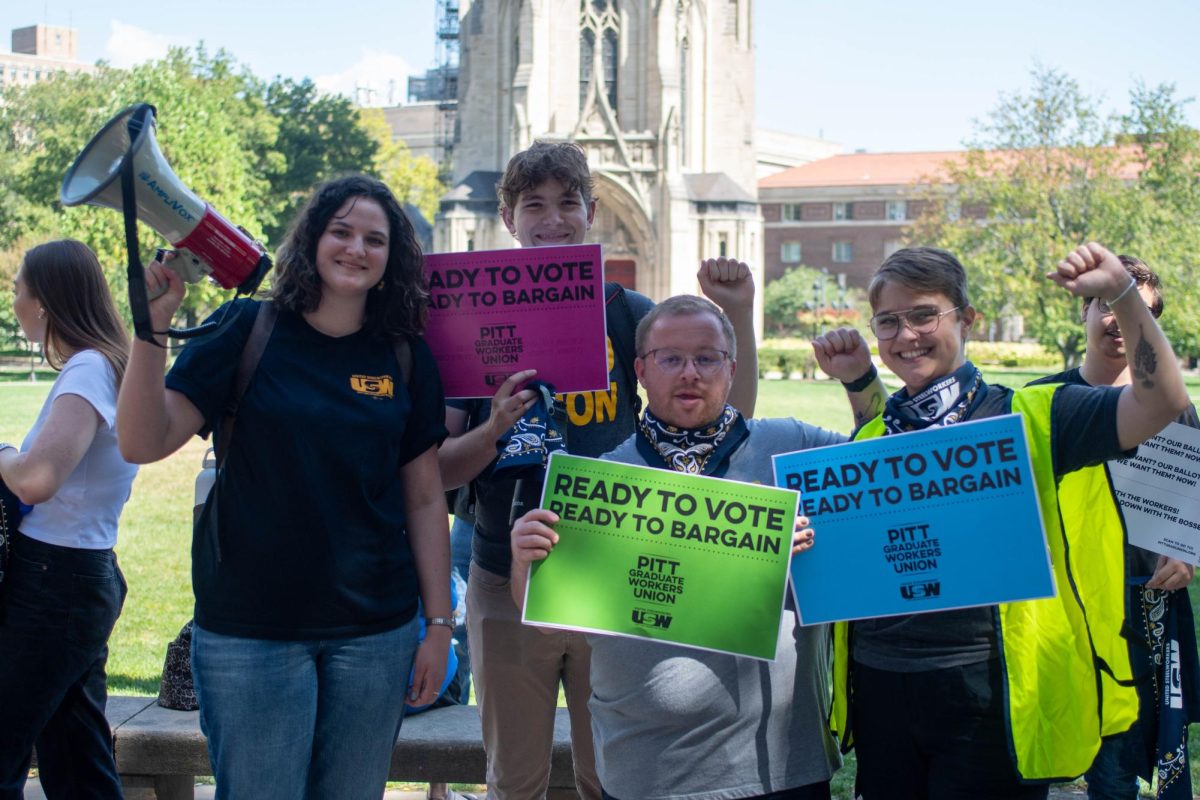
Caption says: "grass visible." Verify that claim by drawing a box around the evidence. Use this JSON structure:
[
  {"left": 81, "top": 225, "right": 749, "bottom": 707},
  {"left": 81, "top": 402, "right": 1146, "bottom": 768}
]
[{"left": 5, "top": 371, "right": 1200, "bottom": 797}]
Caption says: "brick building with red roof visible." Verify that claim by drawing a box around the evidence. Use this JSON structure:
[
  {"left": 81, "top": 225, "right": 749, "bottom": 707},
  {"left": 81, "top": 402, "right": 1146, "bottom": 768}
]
[{"left": 759, "top": 148, "right": 1144, "bottom": 288}]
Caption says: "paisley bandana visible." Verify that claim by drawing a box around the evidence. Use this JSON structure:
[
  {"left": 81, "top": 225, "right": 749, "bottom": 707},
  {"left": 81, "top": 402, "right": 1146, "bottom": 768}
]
[
  {"left": 638, "top": 404, "right": 740, "bottom": 474},
  {"left": 493, "top": 381, "right": 565, "bottom": 477},
  {"left": 883, "top": 361, "right": 985, "bottom": 434}
]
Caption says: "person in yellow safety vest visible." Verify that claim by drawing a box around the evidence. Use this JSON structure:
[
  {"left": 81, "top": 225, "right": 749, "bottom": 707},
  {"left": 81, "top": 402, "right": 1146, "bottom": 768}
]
[
  {"left": 1028, "top": 254, "right": 1200, "bottom": 799},
  {"left": 808, "top": 243, "right": 1190, "bottom": 799}
]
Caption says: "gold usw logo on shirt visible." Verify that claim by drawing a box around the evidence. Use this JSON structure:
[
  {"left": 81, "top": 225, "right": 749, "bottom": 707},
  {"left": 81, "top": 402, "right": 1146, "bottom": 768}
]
[{"left": 350, "top": 374, "right": 394, "bottom": 398}]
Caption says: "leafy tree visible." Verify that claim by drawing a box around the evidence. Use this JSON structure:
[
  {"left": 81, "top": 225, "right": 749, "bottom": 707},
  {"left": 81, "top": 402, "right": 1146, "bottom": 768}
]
[
  {"left": 358, "top": 108, "right": 445, "bottom": 225},
  {"left": 0, "top": 50, "right": 407, "bottom": 334},
  {"left": 764, "top": 266, "right": 860, "bottom": 337},
  {"left": 263, "top": 78, "right": 378, "bottom": 244},
  {"left": 912, "top": 67, "right": 1200, "bottom": 368},
  {"left": 0, "top": 47, "right": 280, "bottom": 325}
]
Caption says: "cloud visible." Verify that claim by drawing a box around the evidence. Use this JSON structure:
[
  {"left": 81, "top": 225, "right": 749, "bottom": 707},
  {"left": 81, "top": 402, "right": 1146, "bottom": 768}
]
[
  {"left": 314, "top": 49, "right": 413, "bottom": 107},
  {"left": 104, "top": 21, "right": 189, "bottom": 68}
]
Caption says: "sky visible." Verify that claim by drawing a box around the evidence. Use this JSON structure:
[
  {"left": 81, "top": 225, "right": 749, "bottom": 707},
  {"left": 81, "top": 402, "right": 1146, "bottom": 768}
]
[{"left": 3, "top": 0, "right": 1198, "bottom": 154}]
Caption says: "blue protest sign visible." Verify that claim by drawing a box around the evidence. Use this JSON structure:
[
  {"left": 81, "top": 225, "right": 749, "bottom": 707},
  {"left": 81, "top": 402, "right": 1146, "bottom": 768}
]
[{"left": 772, "top": 414, "right": 1054, "bottom": 625}]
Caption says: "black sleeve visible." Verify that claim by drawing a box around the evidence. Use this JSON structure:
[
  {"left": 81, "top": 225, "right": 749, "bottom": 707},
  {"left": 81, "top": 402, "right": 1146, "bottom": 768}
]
[
  {"left": 1180, "top": 403, "right": 1200, "bottom": 430},
  {"left": 397, "top": 336, "right": 448, "bottom": 465},
  {"left": 625, "top": 288, "right": 656, "bottom": 321},
  {"left": 164, "top": 300, "right": 259, "bottom": 438},
  {"left": 1050, "top": 383, "right": 1132, "bottom": 476}
]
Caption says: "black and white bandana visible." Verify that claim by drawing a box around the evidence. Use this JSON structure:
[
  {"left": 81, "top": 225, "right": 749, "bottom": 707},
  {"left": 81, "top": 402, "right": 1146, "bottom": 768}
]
[
  {"left": 638, "top": 404, "right": 741, "bottom": 474},
  {"left": 882, "top": 361, "right": 985, "bottom": 434}
]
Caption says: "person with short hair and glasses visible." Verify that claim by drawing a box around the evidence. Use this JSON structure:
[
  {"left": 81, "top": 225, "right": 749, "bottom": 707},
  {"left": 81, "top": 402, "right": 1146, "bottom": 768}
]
[
  {"left": 810, "top": 245, "right": 1191, "bottom": 799},
  {"left": 509, "top": 295, "right": 887, "bottom": 800}
]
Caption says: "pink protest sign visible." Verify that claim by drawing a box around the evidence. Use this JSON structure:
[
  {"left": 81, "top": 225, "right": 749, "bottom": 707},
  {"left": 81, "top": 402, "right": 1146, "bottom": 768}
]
[{"left": 424, "top": 243, "right": 608, "bottom": 398}]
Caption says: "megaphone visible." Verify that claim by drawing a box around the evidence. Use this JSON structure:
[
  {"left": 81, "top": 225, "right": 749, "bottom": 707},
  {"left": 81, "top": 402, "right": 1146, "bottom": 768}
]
[{"left": 60, "top": 103, "right": 270, "bottom": 342}]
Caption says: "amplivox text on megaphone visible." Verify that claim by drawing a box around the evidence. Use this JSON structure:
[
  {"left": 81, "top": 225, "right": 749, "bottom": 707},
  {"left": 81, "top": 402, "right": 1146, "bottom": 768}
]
[{"left": 60, "top": 103, "right": 271, "bottom": 341}]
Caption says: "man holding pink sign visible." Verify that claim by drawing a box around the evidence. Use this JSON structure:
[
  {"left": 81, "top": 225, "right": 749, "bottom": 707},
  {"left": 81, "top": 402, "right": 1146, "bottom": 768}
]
[{"left": 436, "top": 140, "right": 759, "bottom": 800}]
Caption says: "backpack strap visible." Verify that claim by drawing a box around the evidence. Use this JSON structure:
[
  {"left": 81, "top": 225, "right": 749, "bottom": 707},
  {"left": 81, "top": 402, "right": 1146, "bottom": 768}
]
[
  {"left": 215, "top": 301, "right": 277, "bottom": 468},
  {"left": 604, "top": 282, "right": 646, "bottom": 416},
  {"left": 393, "top": 336, "right": 413, "bottom": 387}
]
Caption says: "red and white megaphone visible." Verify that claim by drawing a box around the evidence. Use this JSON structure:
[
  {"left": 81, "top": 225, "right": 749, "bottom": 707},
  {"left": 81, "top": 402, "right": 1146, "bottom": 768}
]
[{"left": 60, "top": 103, "right": 270, "bottom": 341}]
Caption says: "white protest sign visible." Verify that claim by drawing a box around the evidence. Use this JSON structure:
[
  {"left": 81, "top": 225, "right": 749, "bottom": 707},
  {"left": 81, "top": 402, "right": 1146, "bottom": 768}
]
[{"left": 1109, "top": 421, "right": 1200, "bottom": 565}]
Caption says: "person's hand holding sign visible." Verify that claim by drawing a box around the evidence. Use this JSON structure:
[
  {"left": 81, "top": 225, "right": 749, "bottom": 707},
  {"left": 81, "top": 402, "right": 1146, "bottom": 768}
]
[
  {"left": 792, "top": 514, "right": 816, "bottom": 557},
  {"left": 486, "top": 369, "right": 540, "bottom": 439},
  {"left": 510, "top": 508, "right": 560, "bottom": 610}
]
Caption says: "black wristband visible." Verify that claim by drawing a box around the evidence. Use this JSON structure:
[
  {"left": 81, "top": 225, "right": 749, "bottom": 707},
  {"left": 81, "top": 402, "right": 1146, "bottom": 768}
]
[{"left": 841, "top": 364, "right": 879, "bottom": 393}]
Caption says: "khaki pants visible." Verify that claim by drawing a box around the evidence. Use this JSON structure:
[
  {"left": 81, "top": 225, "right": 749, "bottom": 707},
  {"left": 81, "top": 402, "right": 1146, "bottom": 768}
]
[{"left": 467, "top": 565, "right": 600, "bottom": 800}]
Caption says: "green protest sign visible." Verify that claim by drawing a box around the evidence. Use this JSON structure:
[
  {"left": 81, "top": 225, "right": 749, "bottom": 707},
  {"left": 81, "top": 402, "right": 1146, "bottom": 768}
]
[{"left": 522, "top": 452, "right": 799, "bottom": 659}]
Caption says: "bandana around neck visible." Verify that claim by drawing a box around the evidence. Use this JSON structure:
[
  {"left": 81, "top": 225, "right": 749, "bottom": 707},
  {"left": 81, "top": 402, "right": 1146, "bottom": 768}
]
[
  {"left": 638, "top": 404, "right": 740, "bottom": 474},
  {"left": 883, "top": 361, "right": 984, "bottom": 434}
]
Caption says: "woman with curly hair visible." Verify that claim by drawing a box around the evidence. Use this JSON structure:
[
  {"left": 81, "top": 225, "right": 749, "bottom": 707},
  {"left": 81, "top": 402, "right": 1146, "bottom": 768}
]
[
  {"left": 0, "top": 239, "right": 138, "bottom": 799},
  {"left": 118, "top": 175, "right": 453, "bottom": 799}
]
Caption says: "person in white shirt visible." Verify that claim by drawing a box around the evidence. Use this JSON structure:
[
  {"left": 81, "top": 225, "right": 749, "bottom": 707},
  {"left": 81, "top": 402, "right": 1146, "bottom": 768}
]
[{"left": 0, "top": 239, "right": 139, "bottom": 799}]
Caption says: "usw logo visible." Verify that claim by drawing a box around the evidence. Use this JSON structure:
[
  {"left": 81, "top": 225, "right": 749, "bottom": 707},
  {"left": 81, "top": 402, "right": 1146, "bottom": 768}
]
[
  {"left": 350, "top": 375, "right": 394, "bottom": 398},
  {"left": 632, "top": 608, "right": 673, "bottom": 629},
  {"left": 899, "top": 580, "right": 941, "bottom": 601}
]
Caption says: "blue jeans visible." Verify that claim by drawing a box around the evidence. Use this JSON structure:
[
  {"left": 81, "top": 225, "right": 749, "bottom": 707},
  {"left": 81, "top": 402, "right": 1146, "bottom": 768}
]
[
  {"left": 1085, "top": 725, "right": 1144, "bottom": 800},
  {"left": 0, "top": 533, "right": 127, "bottom": 800},
  {"left": 192, "top": 617, "right": 420, "bottom": 800}
]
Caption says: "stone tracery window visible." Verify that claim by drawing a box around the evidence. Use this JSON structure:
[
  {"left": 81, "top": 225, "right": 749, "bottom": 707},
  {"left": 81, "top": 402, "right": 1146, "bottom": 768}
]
[{"left": 580, "top": 0, "right": 619, "bottom": 115}]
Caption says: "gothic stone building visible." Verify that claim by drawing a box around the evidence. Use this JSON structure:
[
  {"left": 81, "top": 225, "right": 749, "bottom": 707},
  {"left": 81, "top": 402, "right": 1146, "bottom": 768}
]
[{"left": 437, "top": 0, "right": 763, "bottom": 317}]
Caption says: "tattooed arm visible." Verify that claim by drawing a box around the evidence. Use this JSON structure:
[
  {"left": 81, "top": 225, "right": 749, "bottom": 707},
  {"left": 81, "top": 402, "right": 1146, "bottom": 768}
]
[
  {"left": 1048, "top": 243, "right": 1190, "bottom": 449},
  {"left": 812, "top": 327, "right": 890, "bottom": 430}
]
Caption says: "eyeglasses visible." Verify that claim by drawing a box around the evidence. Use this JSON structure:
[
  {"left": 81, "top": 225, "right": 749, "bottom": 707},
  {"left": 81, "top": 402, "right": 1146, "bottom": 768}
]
[
  {"left": 869, "top": 306, "right": 962, "bottom": 340},
  {"left": 640, "top": 348, "right": 731, "bottom": 376},
  {"left": 1093, "top": 297, "right": 1162, "bottom": 320}
]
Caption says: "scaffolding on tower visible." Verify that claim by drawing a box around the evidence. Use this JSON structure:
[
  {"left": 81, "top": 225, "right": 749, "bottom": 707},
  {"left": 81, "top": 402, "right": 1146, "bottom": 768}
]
[{"left": 434, "top": 0, "right": 459, "bottom": 181}]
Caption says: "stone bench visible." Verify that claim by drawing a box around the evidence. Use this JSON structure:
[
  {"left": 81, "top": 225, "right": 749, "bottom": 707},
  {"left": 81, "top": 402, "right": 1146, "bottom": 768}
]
[{"left": 101, "top": 696, "right": 578, "bottom": 799}]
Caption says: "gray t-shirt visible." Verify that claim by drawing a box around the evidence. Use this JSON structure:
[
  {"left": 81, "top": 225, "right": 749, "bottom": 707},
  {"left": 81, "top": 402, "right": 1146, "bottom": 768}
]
[{"left": 589, "top": 418, "right": 846, "bottom": 799}]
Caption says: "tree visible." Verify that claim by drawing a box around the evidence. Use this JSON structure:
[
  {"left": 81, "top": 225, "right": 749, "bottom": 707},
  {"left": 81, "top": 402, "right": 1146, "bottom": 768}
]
[
  {"left": 764, "top": 266, "right": 860, "bottom": 337},
  {"left": 0, "top": 50, "right": 400, "bottom": 332},
  {"left": 0, "top": 47, "right": 281, "bottom": 324},
  {"left": 262, "top": 78, "right": 378, "bottom": 244},
  {"left": 358, "top": 108, "right": 445, "bottom": 225},
  {"left": 912, "top": 67, "right": 1200, "bottom": 368}
]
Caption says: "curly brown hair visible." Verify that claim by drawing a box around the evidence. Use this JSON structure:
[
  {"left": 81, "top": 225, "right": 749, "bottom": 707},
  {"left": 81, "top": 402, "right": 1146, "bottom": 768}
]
[
  {"left": 496, "top": 141, "right": 595, "bottom": 213},
  {"left": 271, "top": 175, "right": 428, "bottom": 338}
]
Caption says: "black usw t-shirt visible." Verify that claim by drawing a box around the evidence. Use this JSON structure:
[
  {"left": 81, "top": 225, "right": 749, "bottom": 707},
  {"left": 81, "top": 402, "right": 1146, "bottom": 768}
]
[{"left": 167, "top": 300, "right": 447, "bottom": 640}]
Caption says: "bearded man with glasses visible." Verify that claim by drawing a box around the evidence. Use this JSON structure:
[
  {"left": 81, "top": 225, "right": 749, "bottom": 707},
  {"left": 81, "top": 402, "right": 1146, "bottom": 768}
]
[{"left": 509, "top": 295, "right": 887, "bottom": 800}]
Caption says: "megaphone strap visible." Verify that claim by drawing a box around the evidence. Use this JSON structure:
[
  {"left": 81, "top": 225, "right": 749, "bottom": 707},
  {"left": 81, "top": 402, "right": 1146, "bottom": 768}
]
[{"left": 119, "top": 142, "right": 161, "bottom": 345}]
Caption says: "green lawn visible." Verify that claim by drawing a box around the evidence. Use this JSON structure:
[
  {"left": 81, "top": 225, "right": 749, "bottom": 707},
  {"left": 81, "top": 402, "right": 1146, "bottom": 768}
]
[{"left": 5, "top": 372, "right": 1200, "bottom": 796}]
